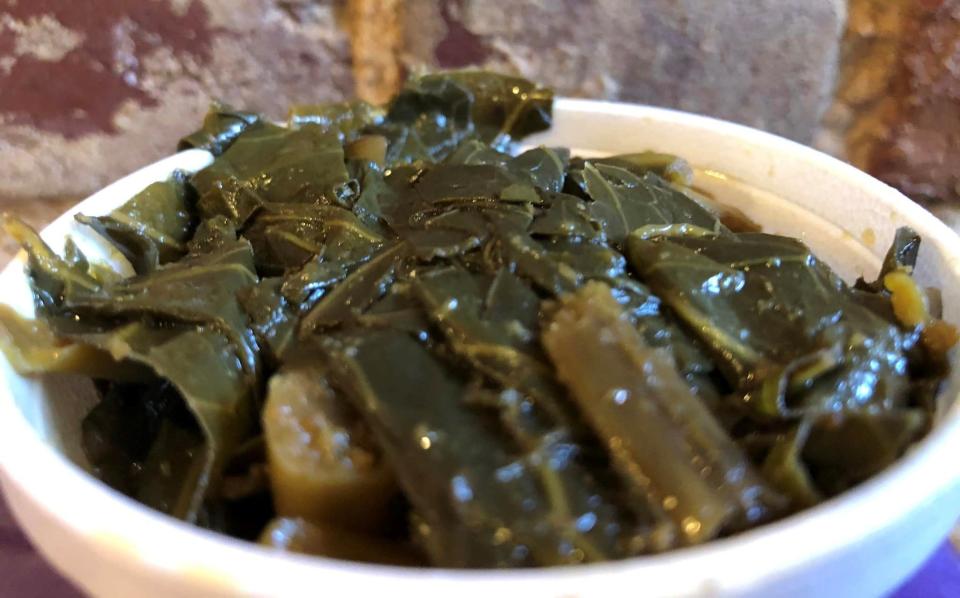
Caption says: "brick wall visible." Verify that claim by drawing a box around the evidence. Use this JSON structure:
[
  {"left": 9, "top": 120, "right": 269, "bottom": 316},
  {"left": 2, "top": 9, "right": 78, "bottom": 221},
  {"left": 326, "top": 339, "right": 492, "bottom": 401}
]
[{"left": 823, "top": 0, "right": 960, "bottom": 205}]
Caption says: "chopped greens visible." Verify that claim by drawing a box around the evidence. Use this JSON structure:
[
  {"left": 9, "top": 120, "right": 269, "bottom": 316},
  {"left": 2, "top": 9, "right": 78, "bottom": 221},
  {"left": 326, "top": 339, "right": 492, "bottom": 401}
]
[{"left": 2, "top": 70, "right": 953, "bottom": 568}]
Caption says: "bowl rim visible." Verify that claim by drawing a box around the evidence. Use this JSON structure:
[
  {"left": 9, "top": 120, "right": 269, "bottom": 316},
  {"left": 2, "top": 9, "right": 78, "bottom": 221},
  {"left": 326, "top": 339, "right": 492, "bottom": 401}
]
[{"left": 2, "top": 97, "right": 960, "bottom": 596}]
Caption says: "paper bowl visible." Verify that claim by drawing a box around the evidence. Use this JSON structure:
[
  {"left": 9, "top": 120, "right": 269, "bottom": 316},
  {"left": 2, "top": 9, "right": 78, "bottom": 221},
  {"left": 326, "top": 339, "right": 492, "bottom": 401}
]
[{"left": 2, "top": 99, "right": 960, "bottom": 598}]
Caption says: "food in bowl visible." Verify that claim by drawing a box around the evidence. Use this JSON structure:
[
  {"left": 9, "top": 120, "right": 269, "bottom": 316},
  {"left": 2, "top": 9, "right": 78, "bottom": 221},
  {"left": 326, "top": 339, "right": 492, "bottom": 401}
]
[{"left": 0, "top": 71, "right": 955, "bottom": 569}]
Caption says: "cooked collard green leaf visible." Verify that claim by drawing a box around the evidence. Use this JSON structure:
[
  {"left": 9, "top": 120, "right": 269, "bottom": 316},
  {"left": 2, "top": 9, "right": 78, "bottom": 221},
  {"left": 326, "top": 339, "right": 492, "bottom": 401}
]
[
  {"left": 191, "top": 123, "right": 353, "bottom": 227},
  {"left": 75, "top": 171, "right": 194, "bottom": 275},
  {"left": 178, "top": 103, "right": 261, "bottom": 156}
]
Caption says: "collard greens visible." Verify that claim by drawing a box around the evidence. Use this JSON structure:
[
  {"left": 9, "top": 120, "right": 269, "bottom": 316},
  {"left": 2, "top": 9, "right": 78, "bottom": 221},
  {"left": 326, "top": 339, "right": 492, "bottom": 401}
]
[{"left": 2, "top": 70, "right": 954, "bottom": 568}]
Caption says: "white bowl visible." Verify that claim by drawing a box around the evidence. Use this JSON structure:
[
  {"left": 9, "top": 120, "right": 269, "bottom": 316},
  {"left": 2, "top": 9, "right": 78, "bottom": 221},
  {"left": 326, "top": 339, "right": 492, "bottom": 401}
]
[{"left": 2, "top": 99, "right": 960, "bottom": 598}]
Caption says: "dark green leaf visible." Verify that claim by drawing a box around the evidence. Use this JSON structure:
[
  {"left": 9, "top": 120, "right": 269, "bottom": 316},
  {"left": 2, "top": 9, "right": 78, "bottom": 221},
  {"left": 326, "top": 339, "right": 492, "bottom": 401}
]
[
  {"left": 445, "top": 141, "right": 568, "bottom": 193},
  {"left": 495, "top": 231, "right": 581, "bottom": 296},
  {"left": 572, "top": 163, "right": 721, "bottom": 246},
  {"left": 177, "top": 103, "right": 261, "bottom": 156},
  {"left": 627, "top": 233, "right": 911, "bottom": 419},
  {"left": 760, "top": 423, "right": 821, "bottom": 509},
  {"left": 509, "top": 147, "right": 569, "bottom": 192},
  {"left": 323, "top": 329, "right": 635, "bottom": 567},
  {"left": 9, "top": 219, "right": 257, "bottom": 521},
  {"left": 76, "top": 172, "right": 194, "bottom": 274},
  {"left": 3, "top": 215, "right": 102, "bottom": 308},
  {"left": 238, "top": 277, "right": 297, "bottom": 364},
  {"left": 287, "top": 100, "right": 385, "bottom": 142},
  {"left": 570, "top": 152, "right": 693, "bottom": 186},
  {"left": 243, "top": 202, "right": 383, "bottom": 274},
  {"left": 856, "top": 226, "right": 922, "bottom": 292},
  {"left": 279, "top": 251, "right": 370, "bottom": 307},
  {"left": 187, "top": 215, "right": 238, "bottom": 255},
  {"left": 191, "top": 123, "right": 352, "bottom": 227},
  {"left": 67, "top": 239, "right": 261, "bottom": 376},
  {"left": 356, "top": 282, "right": 432, "bottom": 336},
  {"left": 82, "top": 380, "right": 184, "bottom": 497},
  {"left": 80, "top": 323, "right": 254, "bottom": 521},
  {"left": 430, "top": 70, "right": 553, "bottom": 146},
  {"left": 299, "top": 242, "right": 405, "bottom": 333},
  {"left": 348, "top": 161, "right": 393, "bottom": 236},
  {"left": 484, "top": 268, "right": 540, "bottom": 333},
  {"left": 802, "top": 409, "right": 927, "bottom": 495},
  {"left": 444, "top": 138, "right": 508, "bottom": 166},
  {"left": 373, "top": 71, "right": 553, "bottom": 166},
  {"left": 762, "top": 409, "right": 926, "bottom": 505},
  {"left": 529, "top": 193, "right": 595, "bottom": 238}
]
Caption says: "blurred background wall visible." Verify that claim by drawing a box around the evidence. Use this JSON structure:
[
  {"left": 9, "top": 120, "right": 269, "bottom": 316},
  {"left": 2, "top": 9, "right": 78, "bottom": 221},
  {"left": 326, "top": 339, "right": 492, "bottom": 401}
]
[{"left": 0, "top": 0, "right": 957, "bottom": 258}]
